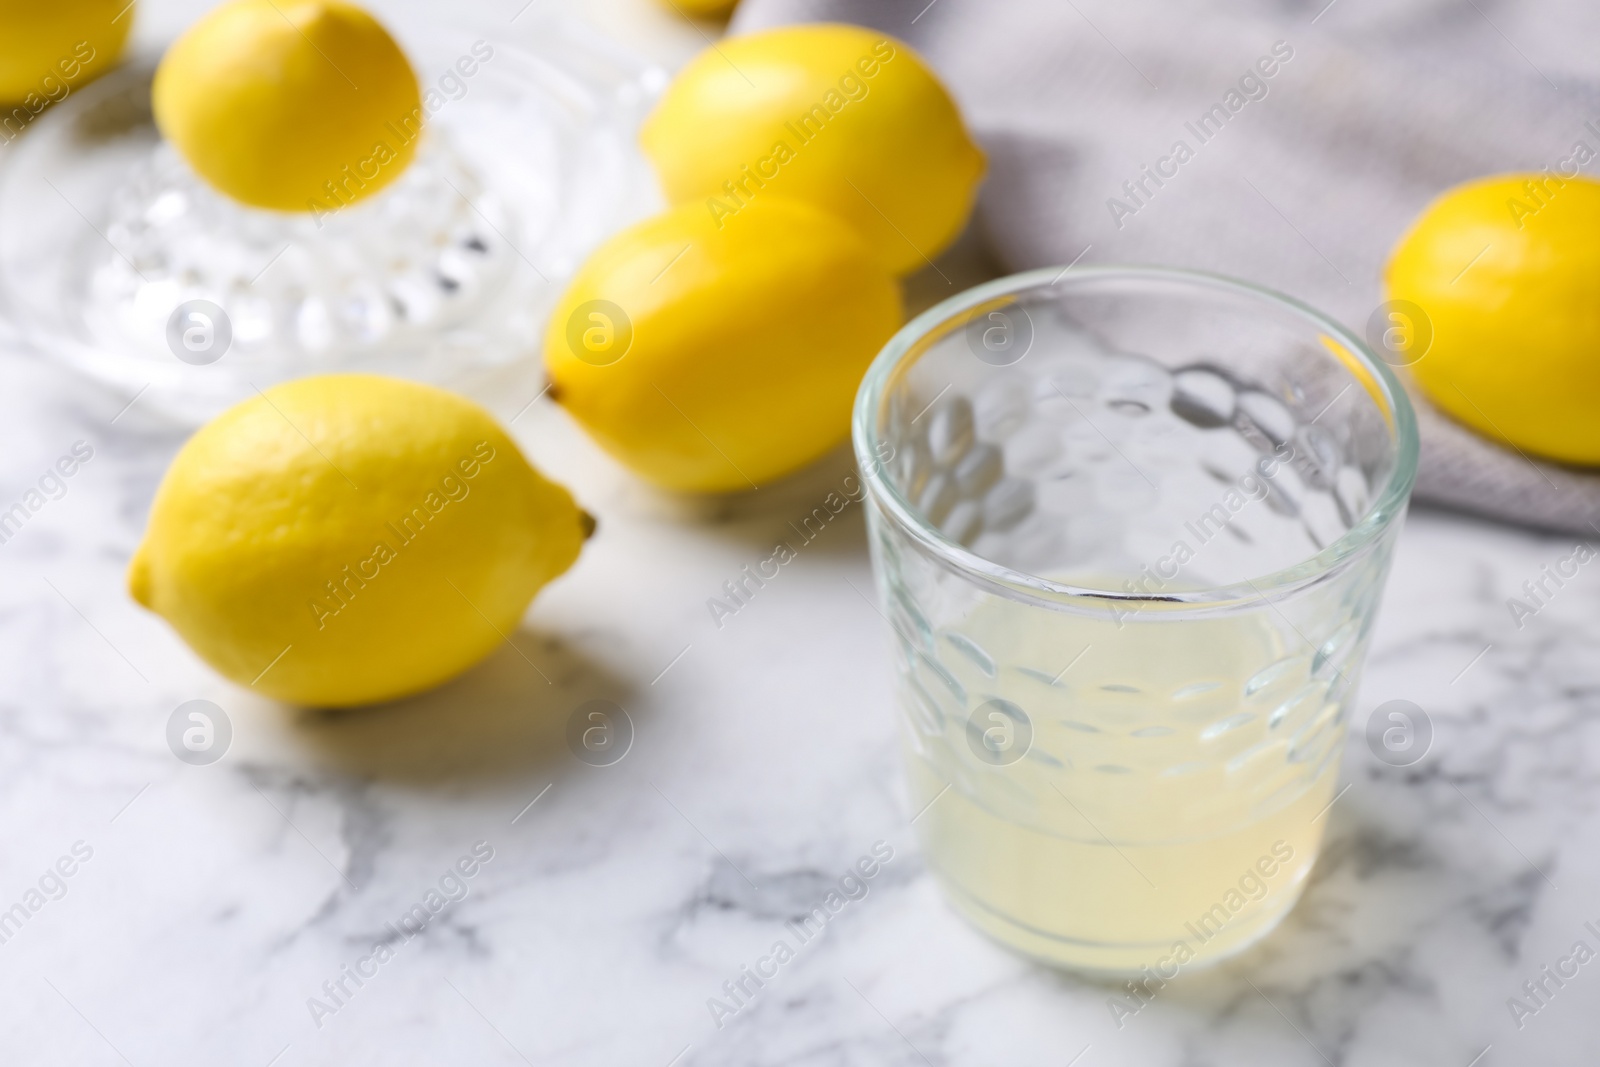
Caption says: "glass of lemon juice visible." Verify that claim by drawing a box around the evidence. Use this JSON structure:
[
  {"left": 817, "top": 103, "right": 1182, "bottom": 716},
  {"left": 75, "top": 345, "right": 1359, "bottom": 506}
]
[{"left": 853, "top": 267, "right": 1417, "bottom": 974}]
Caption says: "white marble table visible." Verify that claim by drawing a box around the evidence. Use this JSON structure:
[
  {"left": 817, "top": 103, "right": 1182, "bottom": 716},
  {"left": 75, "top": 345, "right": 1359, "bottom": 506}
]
[
  {"left": 7, "top": 318, "right": 1600, "bottom": 1067},
  {"left": 4, "top": 3, "right": 1600, "bottom": 1066}
]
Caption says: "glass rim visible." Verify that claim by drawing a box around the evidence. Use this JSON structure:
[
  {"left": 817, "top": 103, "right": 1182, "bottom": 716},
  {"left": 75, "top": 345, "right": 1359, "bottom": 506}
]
[{"left": 851, "top": 264, "right": 1419, "bottom": 610}]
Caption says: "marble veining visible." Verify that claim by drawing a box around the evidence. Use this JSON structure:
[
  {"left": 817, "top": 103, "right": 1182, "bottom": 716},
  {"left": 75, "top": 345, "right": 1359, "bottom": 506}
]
[{"left": 3, "top": 336, "right": 1600, "bottom": 1065}]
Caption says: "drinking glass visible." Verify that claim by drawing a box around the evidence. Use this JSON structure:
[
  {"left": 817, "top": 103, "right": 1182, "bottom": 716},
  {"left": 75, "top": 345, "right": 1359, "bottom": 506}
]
[{"left": 853, "top": 266, "right": 1417, "bottom": 974}]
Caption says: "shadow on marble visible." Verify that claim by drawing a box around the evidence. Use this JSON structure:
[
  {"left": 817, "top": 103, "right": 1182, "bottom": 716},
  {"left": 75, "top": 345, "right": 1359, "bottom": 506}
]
[
  {"left": 281, "top": 626, "right": 637, "bottom": 788},
  {"left": 613, "top": 441, "right": 880, "bottom": 569}
]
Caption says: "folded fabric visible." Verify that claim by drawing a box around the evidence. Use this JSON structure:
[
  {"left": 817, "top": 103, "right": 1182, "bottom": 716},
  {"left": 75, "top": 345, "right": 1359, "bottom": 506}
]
[{"left": 733, "top": 0, "right": 1600, "bottom": 535}]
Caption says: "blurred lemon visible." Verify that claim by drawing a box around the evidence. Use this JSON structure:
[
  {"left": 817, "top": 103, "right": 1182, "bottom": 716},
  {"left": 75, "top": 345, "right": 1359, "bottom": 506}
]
[
  {"left": 545, "top": 197, "right": 901, "bottom": 493},
  {"left": 129, "top": 375, "right": 590, "bottom": 707},
  {"left": 152, "top": 0, "right": 421, "bottom": 213},
  {"left": 662, "top": 0, "right": 739, "bottom": 17},
  {"left": 1387, "top": 173, "right": 1600, "bottom": 465},
  {"left": 641, "top": 24, "right": 984, "bottom": 275},
  {"left": 0, "top": 0, "right": 131, "bottom": 106}
]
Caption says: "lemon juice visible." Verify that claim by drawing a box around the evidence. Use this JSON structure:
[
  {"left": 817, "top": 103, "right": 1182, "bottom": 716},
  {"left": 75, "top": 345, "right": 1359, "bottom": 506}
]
[
  {"left": 857, "top": 266, "right": 1413, "bottom": 976},
  {"left": 897, "top": 594, "right": 1352, "bottom": 974}
]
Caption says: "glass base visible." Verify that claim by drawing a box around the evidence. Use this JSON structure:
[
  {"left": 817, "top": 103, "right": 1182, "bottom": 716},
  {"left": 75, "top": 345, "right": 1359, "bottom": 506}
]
[
  {"left": 911, "top": 760, "right": 1330, "bottom": 977},
  {"left": 932, "top": 862, "right": 1310, "bottom": 977},
  {"left": 0, "top": 15, "right": 665, "bottom": 423}
]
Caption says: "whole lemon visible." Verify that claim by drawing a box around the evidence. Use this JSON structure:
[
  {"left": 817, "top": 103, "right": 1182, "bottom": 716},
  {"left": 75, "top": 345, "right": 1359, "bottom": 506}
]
[
  {"left": 0, "top": 0, "right": 132, "bottom": 105},
  {"left": 1387, "top": 173, "right": 1600, "bottom": 465},
  {"left": 152, "top": 0, "right": 421, "bottom": 213},
  {"left": 129, "top": 375, "right": 589, "bottom": 707},
  {"left": 544, "top": 197, "right": 901, "bottom": 493},
  {"left": 641, "top": 24, "right": 985, "bottom": 275}
]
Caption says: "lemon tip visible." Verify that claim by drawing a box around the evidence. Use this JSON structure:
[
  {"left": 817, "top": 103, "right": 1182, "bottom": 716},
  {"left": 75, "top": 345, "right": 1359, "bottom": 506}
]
[{"left": 127, "top": 544, "right": 153, "bottom": 610}]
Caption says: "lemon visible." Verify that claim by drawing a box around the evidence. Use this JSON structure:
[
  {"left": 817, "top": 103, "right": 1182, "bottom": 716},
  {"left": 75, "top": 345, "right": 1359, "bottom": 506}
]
[
  {"left": 662, "top": 0, "right": 739, "bottom": 17},
  {"left": 641, "top": 24, "right": 985, "bottom": 275},
  {"left": 545, "top": 197, "right": 901, "bottom": 493},
  {"left": 1386, "top": 173, "right": 1600, "bottom": 466},
  {"left": 0, "top": 0, "right": 131, "bottom": 105},
  {"left": 152, "top": 0, "right": 421, "bottom": 213},
  {"left": 129, "top": 375, "right": 589, "bottom": 707}
]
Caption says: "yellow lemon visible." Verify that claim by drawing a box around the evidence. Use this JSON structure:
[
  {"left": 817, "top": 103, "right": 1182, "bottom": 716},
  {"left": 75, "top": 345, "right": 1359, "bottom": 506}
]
[
  {"left": 152, "top": 0, "right": 421, "bottom": 213},
  {"left": 641, "top": 24, "right": 985, "bottom": 275},
  {"left": 662, "top": 0, "right": 739, "bottom": 17},
  {"left": 545, "top": 197, "right": 901, "bottom": 493},
  {"left": 0, "top": 0, "right": 131, "bottom": 106},
  {"left": 129, "top": 375, "right": 590, "bottom": 707},
  {"left": 1387, "top": 173, "right": 1600, "bottom": 465}
]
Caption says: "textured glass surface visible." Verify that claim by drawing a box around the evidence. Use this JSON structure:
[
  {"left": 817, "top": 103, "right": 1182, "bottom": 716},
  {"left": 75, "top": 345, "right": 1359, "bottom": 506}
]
[{"left": 855, "top": 268, "right": 1416, "bottom": 974}]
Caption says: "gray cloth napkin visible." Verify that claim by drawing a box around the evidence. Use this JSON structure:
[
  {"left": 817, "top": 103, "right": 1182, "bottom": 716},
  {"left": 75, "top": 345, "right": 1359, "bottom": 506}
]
[{"left": 732, "top": 0, "right": 1600, "bottom": 536}]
